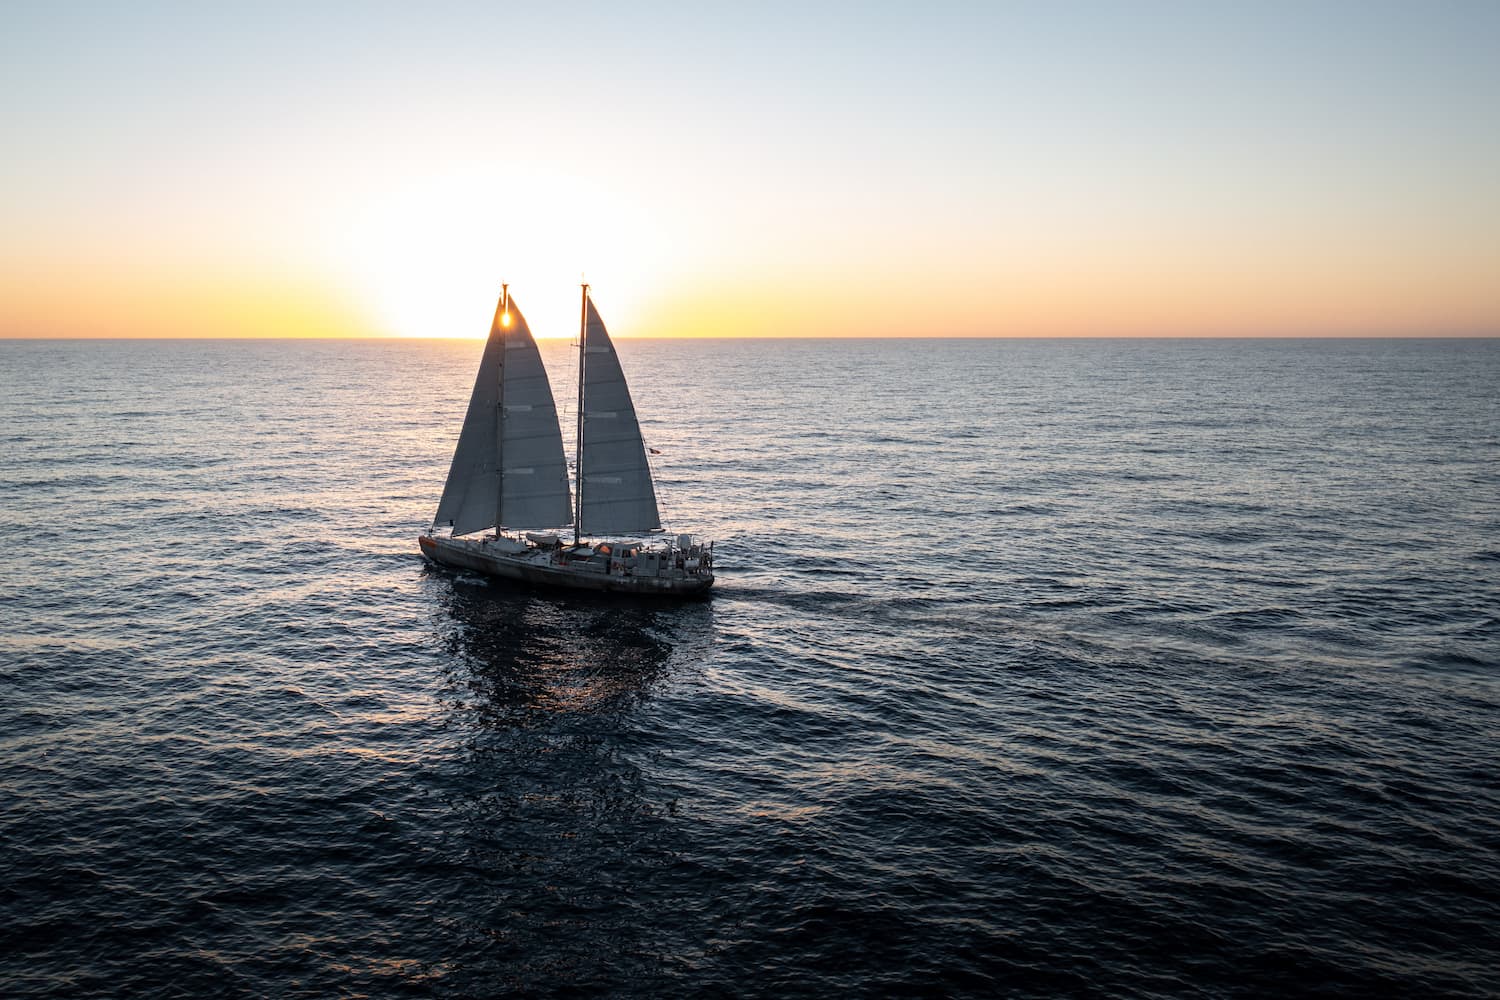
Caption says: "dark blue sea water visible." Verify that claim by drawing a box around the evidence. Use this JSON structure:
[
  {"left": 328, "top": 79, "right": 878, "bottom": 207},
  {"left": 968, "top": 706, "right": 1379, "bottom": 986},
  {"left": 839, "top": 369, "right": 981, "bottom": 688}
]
[{"left": 2, "top": 337, "right": 1497, "bottom": 998}]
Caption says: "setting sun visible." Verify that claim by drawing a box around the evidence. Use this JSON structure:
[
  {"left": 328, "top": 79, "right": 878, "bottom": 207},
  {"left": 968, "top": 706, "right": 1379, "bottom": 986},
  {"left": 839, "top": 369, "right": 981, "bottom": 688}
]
[{"left": 325, "top": 166, "right": 668, "bottom": 339}]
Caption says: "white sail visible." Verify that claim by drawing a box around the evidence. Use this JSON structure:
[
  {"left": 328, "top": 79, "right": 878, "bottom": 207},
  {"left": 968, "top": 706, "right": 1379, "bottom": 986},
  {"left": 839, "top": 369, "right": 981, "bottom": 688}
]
[
  {"left": 578, "top": 297, "right": 662, "bottom": 535},
  {"left": 435, "top": 295, "right": 571, "bottom": 535},
  {"left": 497, "top": 299, "right": 573, "bottom": 529}
]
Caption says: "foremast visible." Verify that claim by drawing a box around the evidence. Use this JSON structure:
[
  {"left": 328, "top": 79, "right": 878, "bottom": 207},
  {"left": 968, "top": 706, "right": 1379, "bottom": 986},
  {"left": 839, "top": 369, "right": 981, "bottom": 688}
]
[{"left": 495, "top": 282, "right": 508, "bottom": 533}]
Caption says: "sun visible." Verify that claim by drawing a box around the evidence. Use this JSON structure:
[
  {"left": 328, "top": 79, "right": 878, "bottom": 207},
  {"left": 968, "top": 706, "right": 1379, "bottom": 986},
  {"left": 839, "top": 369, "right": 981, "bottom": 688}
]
[{"left": 332, "top": 167, "right": 667, "bottom": 339}]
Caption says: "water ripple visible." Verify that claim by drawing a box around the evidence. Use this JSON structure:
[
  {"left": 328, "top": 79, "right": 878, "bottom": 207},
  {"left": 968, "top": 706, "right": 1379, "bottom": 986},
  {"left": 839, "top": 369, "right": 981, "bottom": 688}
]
[{"left": 1, "top": 338, "right": 1497, "bottom": 997}]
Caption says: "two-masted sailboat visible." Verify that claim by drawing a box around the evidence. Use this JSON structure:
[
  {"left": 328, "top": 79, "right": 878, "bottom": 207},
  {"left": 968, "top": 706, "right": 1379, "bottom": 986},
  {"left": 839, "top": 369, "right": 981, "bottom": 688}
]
[{"left": 418, "top": 285, "right": 714, "bottom": 595}]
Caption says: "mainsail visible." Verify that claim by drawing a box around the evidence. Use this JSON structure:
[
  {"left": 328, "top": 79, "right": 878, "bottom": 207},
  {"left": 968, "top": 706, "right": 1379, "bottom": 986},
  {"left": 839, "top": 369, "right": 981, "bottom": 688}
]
[
  {"left": 577, "top": 297, "right": 662, "bottom": 535},
  {"left": 435, "top": 295, "right": 571, "bottom": 535}
]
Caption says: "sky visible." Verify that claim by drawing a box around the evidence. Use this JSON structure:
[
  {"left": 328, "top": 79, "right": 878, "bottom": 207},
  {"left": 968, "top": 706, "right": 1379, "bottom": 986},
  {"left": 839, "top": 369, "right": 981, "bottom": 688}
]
[{"left": 2, "top": 1, "right": 1497, "bottom": 339}]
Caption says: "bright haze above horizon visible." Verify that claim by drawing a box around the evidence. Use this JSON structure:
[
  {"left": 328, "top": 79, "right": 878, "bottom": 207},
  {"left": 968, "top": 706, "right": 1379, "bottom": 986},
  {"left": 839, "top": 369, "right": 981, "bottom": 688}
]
[{"left": 2, "top": 2, "right": 1497, "bottom": 340}]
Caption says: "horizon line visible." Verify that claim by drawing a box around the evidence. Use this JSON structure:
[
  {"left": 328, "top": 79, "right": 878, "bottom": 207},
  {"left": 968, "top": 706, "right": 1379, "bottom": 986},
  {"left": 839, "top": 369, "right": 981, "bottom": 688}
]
[{"left": 2, "top": 334, "right": 1497, "bottom": 343}]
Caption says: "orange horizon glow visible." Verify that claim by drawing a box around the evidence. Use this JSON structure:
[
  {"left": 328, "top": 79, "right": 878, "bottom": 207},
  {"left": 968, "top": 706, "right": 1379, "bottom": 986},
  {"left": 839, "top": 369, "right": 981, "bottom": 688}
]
[
  {"left": 3, "top": 258, "right": 1494, "bottom": 340},
  {"left": 3, "top": 8, "right": 1497, "bottom": 341}
]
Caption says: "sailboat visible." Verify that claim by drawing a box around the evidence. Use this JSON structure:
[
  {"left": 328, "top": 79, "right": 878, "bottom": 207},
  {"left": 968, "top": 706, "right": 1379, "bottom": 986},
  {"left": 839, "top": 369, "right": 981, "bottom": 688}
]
[{"left": 418, "top": 284, "right": 714, "bottom": 596}]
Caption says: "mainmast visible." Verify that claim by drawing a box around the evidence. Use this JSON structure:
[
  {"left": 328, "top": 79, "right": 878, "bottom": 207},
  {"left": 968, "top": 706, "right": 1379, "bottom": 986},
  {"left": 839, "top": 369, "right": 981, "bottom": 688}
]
[
  {"left": 573, "top": 283, "right": 588, "bottom": 545},
  {"left": 494, "top": 283, "right": 508, "bottom": 534}
]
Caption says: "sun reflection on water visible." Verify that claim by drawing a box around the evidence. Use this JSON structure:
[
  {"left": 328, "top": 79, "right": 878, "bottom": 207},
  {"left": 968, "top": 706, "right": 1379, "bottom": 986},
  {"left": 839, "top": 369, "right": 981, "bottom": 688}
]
[
  {"left": 415, "top": 570, "right": 717, "bottom": 991},
  {"left": 429, "top": 570, "right": 715, "bottom": 724}
]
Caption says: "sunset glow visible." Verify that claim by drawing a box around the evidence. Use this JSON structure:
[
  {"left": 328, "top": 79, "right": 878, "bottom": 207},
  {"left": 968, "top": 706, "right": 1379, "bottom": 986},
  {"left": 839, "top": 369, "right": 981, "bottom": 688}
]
[{"left": 2, "top": 4, "right": 1497, "bottom": 339}]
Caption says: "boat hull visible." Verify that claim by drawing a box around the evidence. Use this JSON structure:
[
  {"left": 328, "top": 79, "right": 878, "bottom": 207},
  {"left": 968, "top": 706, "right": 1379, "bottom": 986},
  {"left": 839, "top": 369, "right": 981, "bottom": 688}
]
[{"left": 418, "top": 535, "right": 714, "bottom": 597}]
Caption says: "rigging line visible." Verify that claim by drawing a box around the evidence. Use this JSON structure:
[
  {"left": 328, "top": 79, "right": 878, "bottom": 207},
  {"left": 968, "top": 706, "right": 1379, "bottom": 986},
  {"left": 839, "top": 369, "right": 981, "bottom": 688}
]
[
  {"left": 644, "top": 441, "right": 671, "bottom": 531},
  {"left": 556, "top": 343, "right": 577, "bottom": 439}
]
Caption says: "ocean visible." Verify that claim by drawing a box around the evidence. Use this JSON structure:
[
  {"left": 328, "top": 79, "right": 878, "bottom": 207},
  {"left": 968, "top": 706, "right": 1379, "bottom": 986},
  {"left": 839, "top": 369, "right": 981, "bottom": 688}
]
[{"left": 1, "top": 337, "right": 1497, "bottom": 997}]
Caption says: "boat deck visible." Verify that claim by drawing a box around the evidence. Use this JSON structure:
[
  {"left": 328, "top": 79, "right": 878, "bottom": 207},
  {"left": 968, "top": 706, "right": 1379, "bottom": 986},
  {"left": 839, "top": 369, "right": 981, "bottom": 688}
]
[{"left": 419, "top": 534, "right": 714, "bottom": 596}]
